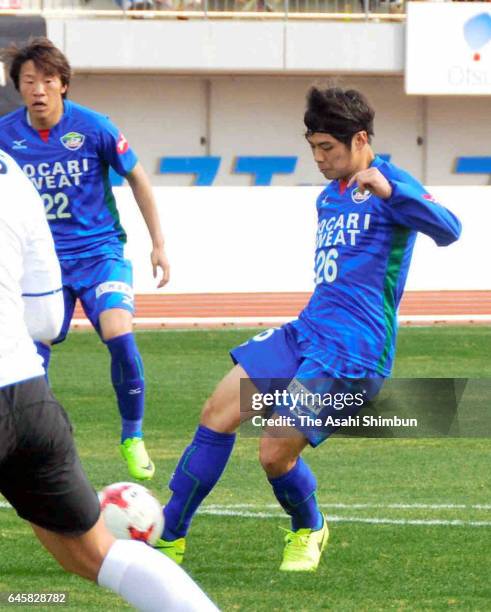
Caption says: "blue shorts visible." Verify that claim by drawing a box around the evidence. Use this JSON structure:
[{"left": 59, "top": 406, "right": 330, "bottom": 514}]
[
  {"left": 55, "top": 255, "right": 134, "bottom": 344},
  {"left": 231, "top": 324, "right": 384, "bottom": 447}
]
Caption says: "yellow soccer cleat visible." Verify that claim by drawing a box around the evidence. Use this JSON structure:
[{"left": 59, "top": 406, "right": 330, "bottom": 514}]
[
  {"left": 154, "top": 537, "right": 186, "bottom": 565},
  {"left": 279, "top": 515, "right": 329, "bottom": 572},
  {"left": 120, "top": 437, "right": 155, "bottom": 481}
]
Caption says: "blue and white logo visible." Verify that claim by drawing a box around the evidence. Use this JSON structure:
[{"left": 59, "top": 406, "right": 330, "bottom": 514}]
[
  {"left": 464, "top": 13, "right": 491, "bottom": 60},
  {"left": 351, "top": 187, "right": 371, "bottom": 204},
  {"left": 12, "top": 139, "right": 27, "bottom": 150}
]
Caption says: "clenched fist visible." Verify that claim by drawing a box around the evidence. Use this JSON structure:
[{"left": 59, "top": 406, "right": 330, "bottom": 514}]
[{"left": 347, "top": 167, "right": 392, "bottom": 199}]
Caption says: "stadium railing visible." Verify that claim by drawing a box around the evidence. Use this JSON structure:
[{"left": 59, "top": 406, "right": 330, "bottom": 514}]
[{"left": 0, "top": 0, "right": 407, "bottom": 20}]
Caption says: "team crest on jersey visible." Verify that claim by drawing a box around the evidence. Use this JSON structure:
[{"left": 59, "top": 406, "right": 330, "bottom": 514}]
[
  {"left": 351, "top": 187, "right": 372, "bottom": 204},
  {"left": 60, "top": 131, "right": 85, "bottom": 151}
]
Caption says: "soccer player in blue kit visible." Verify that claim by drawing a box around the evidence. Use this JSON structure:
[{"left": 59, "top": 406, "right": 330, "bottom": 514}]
[
  {"left": 0, "top": 38, "right": 169, "bottom": 481},
  {"left": 155, "top": 87, "right": 462, "bottom": 570}
]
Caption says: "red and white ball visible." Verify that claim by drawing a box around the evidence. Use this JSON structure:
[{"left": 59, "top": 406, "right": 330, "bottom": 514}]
[{"left": 98, "top": 482, "right": 164, "bottom": 546}]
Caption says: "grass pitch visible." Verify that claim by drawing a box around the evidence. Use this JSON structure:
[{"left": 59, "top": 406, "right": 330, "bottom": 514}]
[{"left": 1, "top": 327, "right": 490, "bottom": 611}]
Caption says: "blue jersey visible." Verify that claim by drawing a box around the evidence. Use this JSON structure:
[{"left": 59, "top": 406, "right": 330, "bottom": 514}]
[
  {"left": 291, "top": 156, "right": 462, "bottom": 377},
  {"left": 0, "top": 100, "right": 138, "bottom": 260}
]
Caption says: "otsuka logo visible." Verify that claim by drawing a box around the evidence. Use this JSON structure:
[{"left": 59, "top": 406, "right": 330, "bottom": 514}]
[
  {"left": 422, "top": 193, "right": 438, "bottom": 204},
  {"left": 464, "top": 13, "right": 491, "bottom": 62},
  {"left": 60, "top": 131, "right": 85, "bottom": 151},
  {"left": 117, "top": 133, "right": 129, "bottom": 154}
]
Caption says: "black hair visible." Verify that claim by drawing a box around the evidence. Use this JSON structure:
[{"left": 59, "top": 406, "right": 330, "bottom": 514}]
[
  {"left": 4, "top": 37, "right": 71, "bottom": 99},
  {"left": 304, "top": 86, "right": 375, "bottom": 147}
]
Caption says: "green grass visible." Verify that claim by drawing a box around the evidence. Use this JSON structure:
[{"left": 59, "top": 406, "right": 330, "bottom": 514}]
[{"left": 1, "top": 327, "right": 490, "bottom": 611}]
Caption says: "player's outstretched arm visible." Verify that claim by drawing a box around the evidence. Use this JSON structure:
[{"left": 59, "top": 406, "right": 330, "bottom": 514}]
[
  {"left": 383, "top": 180, "right": 462, "bottom": 247},
  {"left": 126, "top": 162, "right": 170, "bottom": 288},
  {"left": 348, "top": 167, "right": 461, "bottom": 246}
]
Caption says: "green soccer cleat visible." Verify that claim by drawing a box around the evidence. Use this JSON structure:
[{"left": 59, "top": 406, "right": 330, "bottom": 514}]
[
  {"left": 120, "top": 437, "right": 155, "bottom": 481},
  {"left": 154, "top": 537, "right": 186, "bottom": 565},
  {"left": 279, "top": 515, "right": 329, "bottom": 572}
]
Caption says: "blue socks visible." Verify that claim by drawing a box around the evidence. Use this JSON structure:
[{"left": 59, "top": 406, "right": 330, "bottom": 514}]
[
  {"left": 35, "top": 341, "right": 51, "bottom": 380},
  {"left": 269, "top": 457, "right": 323, "bottom": 532},
  {"left": 106, "top": 333, "right": 145, "bottom": 442},
  {"left": 163, "top": 425, "right": 321, "bottom": 538},
  {"left": 163, "top": 425, "right": 236, "bottom": 540}
]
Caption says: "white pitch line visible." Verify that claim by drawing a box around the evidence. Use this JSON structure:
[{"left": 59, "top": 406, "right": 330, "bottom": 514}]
[
  {"left": 399, "top": 314, "right": 491, "bottom": 323},
  {"left": 197, "top": 508, "right": 491, "bottom": 527},
  {"left": 203, "top": 502, "right": 491, "bottom": 510},
  {"left": 2, "top": 500, "right": 490, "bottom": 526},
  {"left": 1, "top": 501, "right": 490, "bottom": 511},
  {"left": 71, "top": 316, "right": 293, "bottom": 327},
  {"left": 70, "top": 313, "right": 491, "bottom": 329}
]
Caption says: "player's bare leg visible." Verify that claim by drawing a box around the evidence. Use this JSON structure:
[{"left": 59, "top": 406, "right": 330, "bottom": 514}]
[
  {"left": 31, "top": 516, "right": 218, "bottom": 611},
  {"left": 258, "top": 426, "right": 308, "bottom": 478},
  {"left": 100, "top": 308, "right": 154, "bottom": 481},
  {"left": 31, "top": 515, "right": 113, "bottom": 581},
  {"left": 200, "top": 364, "right": 252, "bottom": 433},
  {"left": 99, "top": 308, "right": 132, "bottom": 341}
]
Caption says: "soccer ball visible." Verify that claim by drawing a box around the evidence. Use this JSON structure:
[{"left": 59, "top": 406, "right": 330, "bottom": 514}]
[{"left": 99, "top": 482, "right": 164, "bottom": 546}]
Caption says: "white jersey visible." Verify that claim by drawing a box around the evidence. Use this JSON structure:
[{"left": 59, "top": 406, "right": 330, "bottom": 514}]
[{"left": 0, "top": 149, "right": 62, "bottom": 388}]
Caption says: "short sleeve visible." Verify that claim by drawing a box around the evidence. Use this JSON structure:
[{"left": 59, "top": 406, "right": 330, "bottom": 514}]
[{"left": 97, "top": 115, "right": 138, "bottom": 177}]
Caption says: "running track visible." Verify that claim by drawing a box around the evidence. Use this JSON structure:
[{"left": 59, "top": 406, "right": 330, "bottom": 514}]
[{"left": 72, "top": 290, "right": 491, "bottom": 329}]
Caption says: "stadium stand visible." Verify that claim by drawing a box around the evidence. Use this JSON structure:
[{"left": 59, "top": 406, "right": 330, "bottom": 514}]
[{"left": 1, "top": 0, "right": 405, "bottom": 15}]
